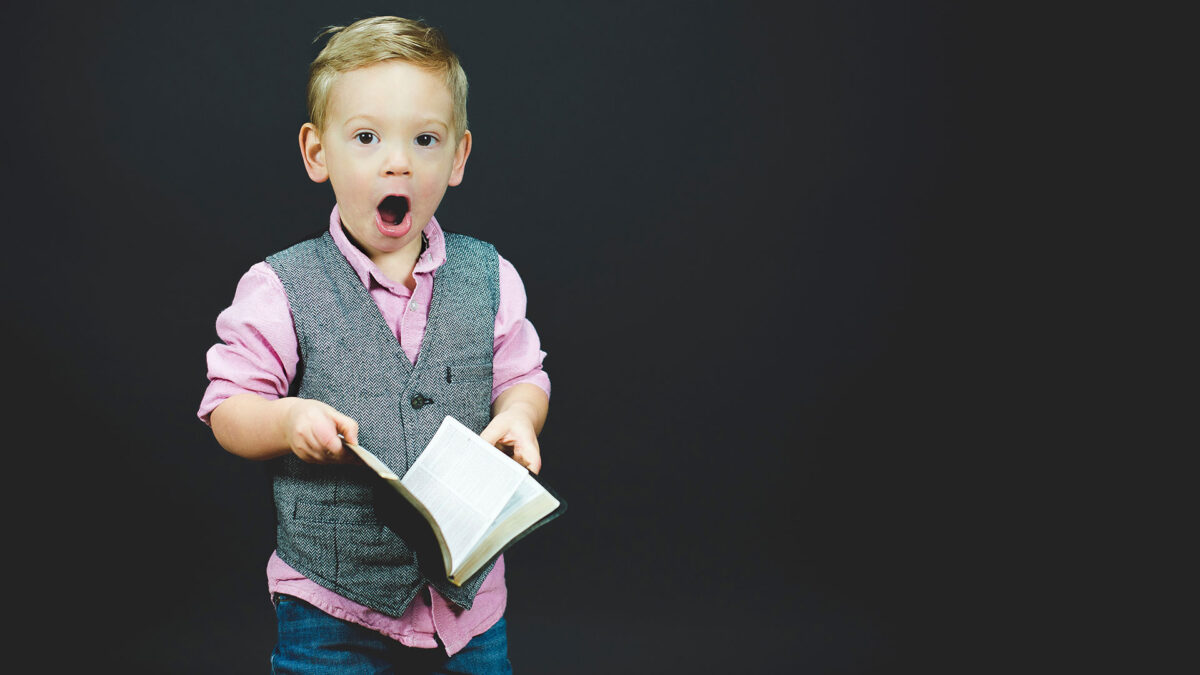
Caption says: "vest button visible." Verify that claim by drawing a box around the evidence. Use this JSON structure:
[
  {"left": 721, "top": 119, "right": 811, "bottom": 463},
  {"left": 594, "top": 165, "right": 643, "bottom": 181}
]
[{"left": 410, "top": 394, "right": 432, "bottom": 409}]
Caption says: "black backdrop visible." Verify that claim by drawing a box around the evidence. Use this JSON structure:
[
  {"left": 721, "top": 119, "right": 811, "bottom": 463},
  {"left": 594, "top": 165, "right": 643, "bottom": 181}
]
[{"left": 3, "top": 1, "right": 1033, "bottom": 672}]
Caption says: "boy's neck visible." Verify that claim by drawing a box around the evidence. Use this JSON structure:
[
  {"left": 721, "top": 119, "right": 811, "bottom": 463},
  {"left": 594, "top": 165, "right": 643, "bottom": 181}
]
[
  {"left": 375, "top": 233, "right": 428, "bottom": 291},
  {"left": 342, "top": 224, "right": 428, "bottom": 291}
]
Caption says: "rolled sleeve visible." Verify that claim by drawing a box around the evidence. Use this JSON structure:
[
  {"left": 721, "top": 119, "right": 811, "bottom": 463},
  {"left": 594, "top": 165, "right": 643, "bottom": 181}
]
[
  {"left": 492, "top": 255, "right": 550, "bottom": 403},
  {"left": 197, "top": 263, "right": 300, "bottom": 424}
]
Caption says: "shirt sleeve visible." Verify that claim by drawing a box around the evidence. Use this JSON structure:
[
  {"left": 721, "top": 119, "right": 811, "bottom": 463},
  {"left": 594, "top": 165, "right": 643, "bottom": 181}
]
[
  {"left": 492, "top": 255, "right": 551, "bottom": 403},
  {"left": 197, "top": 262, "right": 300, "bottom": 425}
]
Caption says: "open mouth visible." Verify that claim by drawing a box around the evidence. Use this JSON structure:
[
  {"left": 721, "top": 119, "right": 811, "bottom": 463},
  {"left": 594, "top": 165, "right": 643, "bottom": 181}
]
[{"left": 378, "top": 195, "right": 410, "bottom": 225}]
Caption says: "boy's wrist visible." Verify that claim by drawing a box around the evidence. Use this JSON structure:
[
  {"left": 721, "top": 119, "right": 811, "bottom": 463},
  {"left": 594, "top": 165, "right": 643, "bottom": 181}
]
[
  {"left": 493, "top": 404, "right": 537, "bottom": 428},
  {"left": 273, "top": 396, "right": 299, "bottom": 442},
  {"left": 491, "top": 383, "right": 549, "bottom": 434}
]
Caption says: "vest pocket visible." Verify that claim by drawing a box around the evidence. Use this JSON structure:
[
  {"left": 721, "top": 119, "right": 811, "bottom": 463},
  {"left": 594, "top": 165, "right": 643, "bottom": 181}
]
[
  {"left": 355, "top": 525, "right": 416, "bottom": 568},
  {"left": 294, "top": 501, "right": 378, "bottom": 525},
  {"left": 287, "top": 501, "right": 379, "bottom": 583},
  {"left": 290, "top": 501, "right": 418, "bottom": 591},
  {"left": 442, "top": 362, "right": 493, "bottom": 432},
  {"left": 331, "top": 518, "right": 418, "bottom": 595},
  {"left": 445, "top": 361, "right": 492, "bottom": 383}
]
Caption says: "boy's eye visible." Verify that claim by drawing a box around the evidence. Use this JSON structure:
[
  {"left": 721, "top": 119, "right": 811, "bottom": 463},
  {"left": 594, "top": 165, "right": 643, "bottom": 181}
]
[
  {"left": 356, "top": 132, "right": 378, "bottom": 145},
  {"left": 415, "top": 134, "right": 438, "bottom": 147}
]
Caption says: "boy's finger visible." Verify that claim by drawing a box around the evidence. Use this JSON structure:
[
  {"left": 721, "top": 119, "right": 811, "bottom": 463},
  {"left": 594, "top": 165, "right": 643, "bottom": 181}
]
[
  {"left": 302, "top": 430, "right": 339, "bottom": 464},
  {"left": 322, "top": 442, "right": 351, "bottom": 464},
  {"left": 298, "top": 429, "right": 327, "bottom": 463},
  {"left": 325, "top": 408, "right": 359, "bottom": 447},
  {"left": 511, "top": 435, "right": 542, "bottom": 474},
  {"left": 337, "top": 415, "right": 359, "bottom": 447},
  {"left": 317, "top": 426, "right": 344, "bottom": 453},
  {"left": 478, "top": 423, "right": 502, "bottom": 446},
  {"left": 515, "top": 449, "right": 541, "bottom": 474}
]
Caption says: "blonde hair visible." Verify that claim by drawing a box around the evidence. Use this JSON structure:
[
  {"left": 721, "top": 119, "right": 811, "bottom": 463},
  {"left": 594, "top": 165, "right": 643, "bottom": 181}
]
[{"left": 306, "top": 16, "right": 468, "bottom": 138}]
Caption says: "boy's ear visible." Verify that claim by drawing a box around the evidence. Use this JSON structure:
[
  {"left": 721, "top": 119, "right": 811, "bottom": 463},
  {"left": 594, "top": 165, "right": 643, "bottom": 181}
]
[
  {"left": 299, "top": 123, "right": 328, "bottom": 183},
  {"left": 448, "top": 130, "right": 472, "bottom": 187}
]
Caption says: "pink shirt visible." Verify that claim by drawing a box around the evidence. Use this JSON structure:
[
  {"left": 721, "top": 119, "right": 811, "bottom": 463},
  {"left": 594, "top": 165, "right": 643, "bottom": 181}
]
[{"left": 198, "top": 206, "right": 550, "bottom": 656}]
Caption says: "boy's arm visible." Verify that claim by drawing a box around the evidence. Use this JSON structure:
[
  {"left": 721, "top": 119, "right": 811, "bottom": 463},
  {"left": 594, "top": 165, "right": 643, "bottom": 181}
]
[
  {"left": 480, "top": 382, "right": 548, "bottom": 475},
  {"left": 211, "top": 395, "right": 360, "bottom": 464},
  {"left": 201, "top": 263, "right": 358, "bottom": 464},
  {"left": 482, "top": 255, "right": 551, "bottom": 474}
]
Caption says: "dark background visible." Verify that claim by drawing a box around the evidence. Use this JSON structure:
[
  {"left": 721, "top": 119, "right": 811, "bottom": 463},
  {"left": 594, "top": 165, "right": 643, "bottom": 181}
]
[{"left": 2, "top": 0, "right": 1059, "bottom": 672}]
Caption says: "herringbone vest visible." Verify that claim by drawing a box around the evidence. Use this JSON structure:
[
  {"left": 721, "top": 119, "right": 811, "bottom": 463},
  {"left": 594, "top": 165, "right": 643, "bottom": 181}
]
[{"left": 265, "top": 229, "right": 499, "bottom": 616}]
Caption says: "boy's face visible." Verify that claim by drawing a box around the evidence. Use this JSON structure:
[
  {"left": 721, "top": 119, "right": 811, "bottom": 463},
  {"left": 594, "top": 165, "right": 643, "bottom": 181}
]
[{"left": 300, "top": 60, "right": 470, "bottom": 262}]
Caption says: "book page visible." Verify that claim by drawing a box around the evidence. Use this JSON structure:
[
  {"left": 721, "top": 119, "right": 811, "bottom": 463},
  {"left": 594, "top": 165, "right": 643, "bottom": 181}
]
[
  {"left": 400, "top": 417, "right": 528, "bottom": 569},
  {"left": 473, "top": 474, "right": 558, "bottom": 547},
  {"left": 492, "top": 474, "right": 552, "bottom": 530},
  {"left": 451, "top": 473, "right": 560, "bottom": 583}
]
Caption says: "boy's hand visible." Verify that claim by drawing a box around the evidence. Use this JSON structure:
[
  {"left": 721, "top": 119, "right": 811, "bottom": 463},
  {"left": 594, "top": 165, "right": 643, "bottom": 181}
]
[
  {"left": 281, "top": 399, "right": 360, "bottom": 464},
  {"left": 480, "top": 409, "right": 542, "bottom": 474}
]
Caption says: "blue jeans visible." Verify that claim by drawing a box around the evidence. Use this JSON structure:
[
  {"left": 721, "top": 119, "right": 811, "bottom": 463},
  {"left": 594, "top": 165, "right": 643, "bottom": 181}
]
[{"left": 270, "top": 594, "right": 513, "bottom": 674}]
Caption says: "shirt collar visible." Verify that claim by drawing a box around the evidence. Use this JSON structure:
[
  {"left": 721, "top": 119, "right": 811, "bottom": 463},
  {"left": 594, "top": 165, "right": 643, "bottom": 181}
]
[{"left": 327, "top": 204, "right": 448, "bottom": 289}]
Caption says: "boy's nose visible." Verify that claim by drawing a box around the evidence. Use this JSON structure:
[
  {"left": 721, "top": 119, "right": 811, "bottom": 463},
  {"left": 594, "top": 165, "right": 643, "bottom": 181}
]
[{"left": 381, "top": 146, "right": 411, "bottom": 176}]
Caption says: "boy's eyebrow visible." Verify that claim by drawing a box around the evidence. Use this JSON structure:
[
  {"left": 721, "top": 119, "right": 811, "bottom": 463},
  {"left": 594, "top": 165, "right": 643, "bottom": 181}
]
[
  {"left": 342, "top": 115, "right": 381, "bottom": 128},
  {"left": 417, "top": 117, "right": 450, "bottom": 131},
  {"left": 341, "top": 115, "right": 450, "bottom": 131}
]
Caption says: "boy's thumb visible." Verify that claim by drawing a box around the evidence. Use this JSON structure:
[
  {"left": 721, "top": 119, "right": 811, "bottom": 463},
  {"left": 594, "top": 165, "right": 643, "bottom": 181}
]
[
  {"left": 479, "top": 422, "right": 501, "bottom": 446},
  {"left": 334, "top": 413, "right": 359, "bottom": 446}
]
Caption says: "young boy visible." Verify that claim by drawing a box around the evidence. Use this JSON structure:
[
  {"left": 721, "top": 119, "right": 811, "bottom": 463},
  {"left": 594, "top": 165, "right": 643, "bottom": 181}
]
[{"left": 197, "top": 16, "right": 550, "bottom": 673}]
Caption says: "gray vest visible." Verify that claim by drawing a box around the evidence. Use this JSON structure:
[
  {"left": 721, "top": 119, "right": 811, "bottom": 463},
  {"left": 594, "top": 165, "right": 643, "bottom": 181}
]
[{"left": 265, "top": 230, "right": 500, "bottom": 616}]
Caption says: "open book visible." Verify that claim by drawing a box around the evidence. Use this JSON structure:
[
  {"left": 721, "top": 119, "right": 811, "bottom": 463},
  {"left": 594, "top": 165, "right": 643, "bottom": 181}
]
[{"left": 345, "top": 415, "right": 564, "bottom": 586}]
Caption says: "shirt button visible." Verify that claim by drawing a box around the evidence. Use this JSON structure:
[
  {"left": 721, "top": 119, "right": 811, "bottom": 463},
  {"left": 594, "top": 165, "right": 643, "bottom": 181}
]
[{"left": 408, "top": 300, "right": 419, "bottom": 311}]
